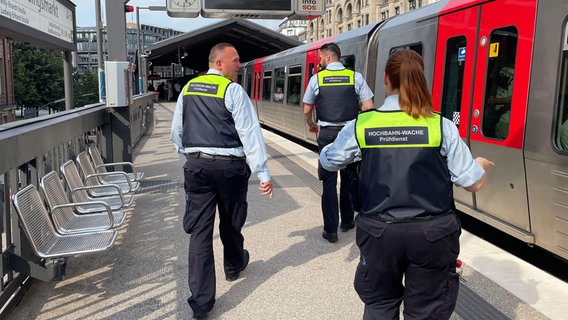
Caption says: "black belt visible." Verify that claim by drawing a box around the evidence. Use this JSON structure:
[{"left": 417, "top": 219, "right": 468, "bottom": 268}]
[
  {"left": 360, "top": 210, "right": 453, "bottom": 223},
  {"left": 321, "top": 125, "right": 344, "bottom": 131},
  {"left": 187, "top": 152, "right": 245, "bottom": 161}
]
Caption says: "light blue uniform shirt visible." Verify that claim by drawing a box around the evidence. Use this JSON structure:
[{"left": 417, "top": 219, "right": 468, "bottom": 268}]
[
  {"left": 319, "top": 94, "right": 485, "bottom": 188},
  {"left": 303, "top": 62, "right": 374, "bottom": 127},
  {"left": 171, "top": 69, "right": 271, "bottom": 183}
]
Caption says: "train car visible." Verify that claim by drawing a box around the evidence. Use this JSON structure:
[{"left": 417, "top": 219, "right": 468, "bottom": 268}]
[
  {"left": 238, "top": 22, "right": 382, "bottom": 145},
  {"left": 239, "top": 0, "right": 568, "bottom": 262}
]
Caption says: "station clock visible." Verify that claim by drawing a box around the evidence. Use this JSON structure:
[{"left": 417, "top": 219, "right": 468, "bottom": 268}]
[{"left": 167, "top": 0, "right": 200, "bottom": 18}]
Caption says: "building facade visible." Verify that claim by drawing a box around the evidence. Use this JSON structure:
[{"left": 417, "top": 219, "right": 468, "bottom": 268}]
[
  {"left": 74, "top": 23, "right": 183, "bottom": 73},
  {"left": 305, "top": 0, "right": 439, "bottom": 42},
  {"left": 278, "top": 19, "right": 309, "bottom": 43}
]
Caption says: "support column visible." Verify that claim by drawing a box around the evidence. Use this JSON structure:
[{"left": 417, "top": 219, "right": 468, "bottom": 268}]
[
  {"left": 63, "top": 51, "right": 74, "bottom": 110},
  {"left": 105, "top": 0, "right": 129, "bottom": 61}
]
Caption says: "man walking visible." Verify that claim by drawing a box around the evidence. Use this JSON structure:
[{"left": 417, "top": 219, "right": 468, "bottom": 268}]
[
  {"left": 171, "top": 43, "right": 273, "bottom": 319},
  {"left": 303, "top": 42, "right": 374, "bottom": 243}
]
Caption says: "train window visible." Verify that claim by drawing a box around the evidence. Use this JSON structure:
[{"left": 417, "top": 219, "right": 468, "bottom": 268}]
[
  {"left": 389, "top": 43, "right": 423, "bottom": 56},
  {"left": 246, "top": 71, "right": 253, "bottom": 97},
  {"left": 237, "top": 73, "right": 243, "bottom": 85},
  {"left": 555, "top": 30, "right": 568, "bottom": 152},
  {"left": 482, "top": 27, "right": 518, "bottom": 140},
  {"left": 440, "top": 36, "right": 467, "bottom": 126},
  {"left": 274, "top": 68, "right": 285, "bottom": 104},
  {"left": 341, "top": 55, "right": 355, "bottom": 71},
  {"left": 262, "top": 71, "right": 272, "bottom": 101},
  {"left": 287, "top": 65, "right": 303, "bottom": 105},
  {"left": 308, "top": 63, "right": 315, "bottom": 79}
]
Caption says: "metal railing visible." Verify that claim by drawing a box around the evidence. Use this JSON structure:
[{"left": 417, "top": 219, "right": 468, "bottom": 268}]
[{"left": 0, "top": 93, "right": 154, "bottom": 317}]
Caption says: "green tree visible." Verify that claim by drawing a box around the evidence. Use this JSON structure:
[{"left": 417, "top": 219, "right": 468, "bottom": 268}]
[
  {"left": 12, "top": 42, "right": 64, "bottom": 112},
  {"left": 74, "top": 69, "right": 98, "bottom": 108}
]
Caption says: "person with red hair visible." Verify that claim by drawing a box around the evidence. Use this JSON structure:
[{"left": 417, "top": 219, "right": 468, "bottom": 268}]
[{"left": 319, "top": 49, "right": 494, "bottom": 319}]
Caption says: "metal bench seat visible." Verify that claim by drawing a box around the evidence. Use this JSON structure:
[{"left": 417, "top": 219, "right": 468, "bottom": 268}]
[
  {"left": 89, "top": 145, "right": 144, "bottom": 181},
  {"left": 61, "top": 160, "right": 134, "bottom": 213},
  {"left": 12, "top": 185, "right": 117, "bottom": 259},
  {"left": 40, "top": 171, "right": 127, "bottom": 234},
  {"left": 76, "top": 151, "right": 140, "bottom": 193}
]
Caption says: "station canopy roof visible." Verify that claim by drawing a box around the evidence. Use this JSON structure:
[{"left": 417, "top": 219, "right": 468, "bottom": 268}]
[{"left": 144, "top": 19, "right": 303, "bottom": 72}]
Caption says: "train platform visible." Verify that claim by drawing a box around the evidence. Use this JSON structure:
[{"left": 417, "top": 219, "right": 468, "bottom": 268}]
[{"left": 5, "top": 102, "right": 568, "bottom": 320}]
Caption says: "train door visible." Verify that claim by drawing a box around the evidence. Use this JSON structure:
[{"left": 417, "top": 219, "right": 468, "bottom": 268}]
[
  {"left": 305, "top": 48, "right": 320, "bottom": 142},
  {"left": 434, "top": 5, "right": 479, "bottom": 209},
  {"left": 253, "top": 63, "right": 262, "bottom": 101},
  {"left": 469, "top": 1, "right": 536, "bottom": 232}
]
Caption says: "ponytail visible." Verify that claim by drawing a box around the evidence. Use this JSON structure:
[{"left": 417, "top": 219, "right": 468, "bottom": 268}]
[{"left": 385, "top": 50, "right": 433, "bottom": 118}]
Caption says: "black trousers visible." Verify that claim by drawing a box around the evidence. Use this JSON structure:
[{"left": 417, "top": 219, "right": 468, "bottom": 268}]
[
  {"left": 353, "top": 213, "right": 461, "bottom": 320},
  {"left": 317, "top": 126, "right": 357, "bottom": 233},
  {"left": 183, "top": 157, "right": 251, "bottom": 314}
]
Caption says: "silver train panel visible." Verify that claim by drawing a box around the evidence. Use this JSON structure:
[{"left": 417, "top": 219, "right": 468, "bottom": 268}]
[
  {"left": 371, "top": 5, "right": 441, "bottom": 102},
  {"left": 522, "top": 0, "right": 568, "bottom": 257},
  {"left": 469, "top": 142, "right": 530, "bottom": 232}
]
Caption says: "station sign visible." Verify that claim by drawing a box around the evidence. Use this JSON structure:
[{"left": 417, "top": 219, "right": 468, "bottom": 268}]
[
  {"left": 167, "top": 0, "right": 325, "bottom": 19},
  {"left": 0, "top": 0, "right": 74, "bottom": 44},
  {"left": 295, "top": 0, "right": 324, "bottom": 17},
  {"left": 202, "top": 0, "right": 293, "bottom": 19}
]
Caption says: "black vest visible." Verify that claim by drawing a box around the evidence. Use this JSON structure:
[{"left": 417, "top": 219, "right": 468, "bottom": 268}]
[
  {"left": 181, "top": 74, "right": 243, "bottom": 148},
  {"left": 315, "top": 68, "right": 359, "bottom": 122},
  {"left": 354, "top": 110, "right": 454, "bottom": 220}
]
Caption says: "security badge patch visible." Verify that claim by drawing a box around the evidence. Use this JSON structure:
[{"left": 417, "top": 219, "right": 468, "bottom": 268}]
[
  {"left": 322, "top": 76, "right": 350, "bottom": 84},
  {"left": 188, "top": 83, "right": 219, "bottom": 94},
  {"left": 365, "top": 126, "right": 429, "bottom": 145}
]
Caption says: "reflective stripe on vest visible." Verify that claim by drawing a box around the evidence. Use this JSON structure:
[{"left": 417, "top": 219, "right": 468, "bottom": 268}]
[{"left": 356, "top": 111, "right": 442, "bottom": 148}]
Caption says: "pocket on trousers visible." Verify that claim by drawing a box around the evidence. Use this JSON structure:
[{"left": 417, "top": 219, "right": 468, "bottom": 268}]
[
  {"left": 231, "top": 201, "right": 248, "bottom": 229},
  {"left": 183, "top": 198, "right": 198, "bottom": 234},
  {"left": 422, "top": 214, "right": 460, "bottom": 243},
  {"left": 356, "top": 216, "right": 387, "bottom": 239},
  {"left": 435, "top": 270, "right": 460, "bottom": 319},
  {"left": 224, "top": 163, "right": 250, "bottom": 179},
  {"left": 354, "top": 256, "right": 372, "bottom": 304}
]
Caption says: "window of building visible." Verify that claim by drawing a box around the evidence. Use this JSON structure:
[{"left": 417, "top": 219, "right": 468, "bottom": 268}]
[
  {"left": 287, "top": 66, "right": 302, "bottom": 105},
  {"left": 440, "top": 36, "right": 467, "bottom": 126},
  {"left": 395, "top": 7, "right": 400, "bottom": 15},
  {"left": 409, "top": 0, "right": 416, "bottom": 10},
  {"left": 263, "top": 71, "right": 272, "bottom": 101},
  {"left": 365, "top": 14, "right": 369, "bottom": 25},
  {"left": 337, "top": 8, "right": 343, "bottom": 22},
  {"left": 381, "top": 12, "right": 388, "bottom": 21},
  {"left": 482, "top": 26, "right": 518, "bottom": 140},
  {"left": 328, "top": 11, "right": 332, "bottom": 23},
  {"left": 348, "top": 24, "right": 352, "bottom": 31}
]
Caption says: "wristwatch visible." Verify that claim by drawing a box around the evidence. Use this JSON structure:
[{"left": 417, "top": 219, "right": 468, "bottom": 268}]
[{"left": 167, "top": 0, "right": 200, "bottom": 18}]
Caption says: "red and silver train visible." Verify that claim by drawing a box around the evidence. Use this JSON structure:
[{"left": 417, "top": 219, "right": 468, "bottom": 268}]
[{"left": 238, "top": 0, "right": 568, "bottom": 261}]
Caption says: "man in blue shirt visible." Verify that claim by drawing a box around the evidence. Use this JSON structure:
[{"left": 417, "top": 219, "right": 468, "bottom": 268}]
[
  {"left": 303, "top": 42, "right": 374, "bottom": 243},
  {"left": 171, "top": 43, "right": 273, "bottom": 319}
]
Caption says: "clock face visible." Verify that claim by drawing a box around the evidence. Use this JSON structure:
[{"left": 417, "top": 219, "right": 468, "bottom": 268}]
[
  {"left": 170, "top": 0, "right": 198, "bottom": 9},
  {"left": 167, "top": 0, "right": 200, "bottom": 17}
]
